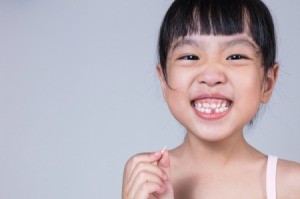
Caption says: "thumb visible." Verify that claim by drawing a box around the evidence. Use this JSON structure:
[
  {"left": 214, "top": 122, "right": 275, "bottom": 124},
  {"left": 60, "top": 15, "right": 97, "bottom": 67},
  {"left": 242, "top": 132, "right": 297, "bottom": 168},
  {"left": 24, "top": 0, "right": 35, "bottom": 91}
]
[
  {"left": 157, "top": 150, "right": 170, "bottom": 170},
  {"left": 156, "top": 150, "right": 174, "bottom": 198}
]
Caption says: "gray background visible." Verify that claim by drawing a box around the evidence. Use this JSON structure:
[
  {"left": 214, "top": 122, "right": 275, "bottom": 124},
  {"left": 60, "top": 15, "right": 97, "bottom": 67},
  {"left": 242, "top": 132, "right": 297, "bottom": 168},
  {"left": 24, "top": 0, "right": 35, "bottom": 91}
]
[{"left": 0, "top": 0, "right": 299, "bottom": 198}]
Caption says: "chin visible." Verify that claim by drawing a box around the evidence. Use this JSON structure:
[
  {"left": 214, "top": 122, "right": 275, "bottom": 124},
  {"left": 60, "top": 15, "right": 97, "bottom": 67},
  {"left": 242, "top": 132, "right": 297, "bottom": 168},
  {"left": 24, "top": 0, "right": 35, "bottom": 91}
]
[{"left": 186, "top": 121, "right": 244, "bottom": 143}]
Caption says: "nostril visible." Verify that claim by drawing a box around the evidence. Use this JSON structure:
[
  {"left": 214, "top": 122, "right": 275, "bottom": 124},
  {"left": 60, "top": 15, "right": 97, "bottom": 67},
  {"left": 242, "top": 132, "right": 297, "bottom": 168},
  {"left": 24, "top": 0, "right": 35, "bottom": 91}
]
[
  {"left": 198, "top": 73, "right": 226, "bottom": 86},
  {"left": 199, "top": 80, "right": 223, "bottom": 86}
]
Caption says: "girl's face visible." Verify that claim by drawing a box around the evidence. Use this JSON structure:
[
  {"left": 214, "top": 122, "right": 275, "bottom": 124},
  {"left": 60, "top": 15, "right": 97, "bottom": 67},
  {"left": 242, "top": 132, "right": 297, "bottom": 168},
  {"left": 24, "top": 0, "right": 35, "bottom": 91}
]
[{"left": 158, "top": 33, "right": 278, "bottom": 142}]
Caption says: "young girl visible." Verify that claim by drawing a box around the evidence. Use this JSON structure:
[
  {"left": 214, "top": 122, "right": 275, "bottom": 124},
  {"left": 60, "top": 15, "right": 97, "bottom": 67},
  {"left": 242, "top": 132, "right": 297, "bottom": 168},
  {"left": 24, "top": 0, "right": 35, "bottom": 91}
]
[{"left": 122, "top": 0, "right": 300, "bottom": 198}]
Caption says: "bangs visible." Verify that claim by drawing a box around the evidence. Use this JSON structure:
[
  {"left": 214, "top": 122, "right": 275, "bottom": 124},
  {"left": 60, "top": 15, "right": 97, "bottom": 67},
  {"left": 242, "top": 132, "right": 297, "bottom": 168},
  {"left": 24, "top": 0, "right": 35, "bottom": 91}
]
[{"left": 164, "top": 0, "right": 247, "bottom": 45}]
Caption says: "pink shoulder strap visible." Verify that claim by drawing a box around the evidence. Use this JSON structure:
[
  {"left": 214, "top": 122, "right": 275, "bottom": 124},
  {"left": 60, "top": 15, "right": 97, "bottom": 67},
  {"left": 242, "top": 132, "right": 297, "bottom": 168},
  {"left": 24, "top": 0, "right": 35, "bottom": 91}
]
[{"left": 266, "top": 155, "right": 278, "bottom": 199}]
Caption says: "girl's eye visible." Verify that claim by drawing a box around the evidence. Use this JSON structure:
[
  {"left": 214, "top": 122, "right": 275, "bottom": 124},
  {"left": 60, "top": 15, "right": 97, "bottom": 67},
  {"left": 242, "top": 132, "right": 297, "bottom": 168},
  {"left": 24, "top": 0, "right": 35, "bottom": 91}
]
[
  {"left": 227, "top": 54, "right": 248, "bottom": 60},
  {"left": 179, "top": 55, "right": 199, "bottom": 60}
]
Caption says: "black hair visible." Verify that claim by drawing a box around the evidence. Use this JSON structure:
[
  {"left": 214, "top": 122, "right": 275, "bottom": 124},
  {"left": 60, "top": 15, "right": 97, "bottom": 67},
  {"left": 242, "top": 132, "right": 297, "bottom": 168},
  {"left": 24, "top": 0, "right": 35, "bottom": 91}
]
[{"left": 158, "top": 0, "right": 276, "bottom": 82}]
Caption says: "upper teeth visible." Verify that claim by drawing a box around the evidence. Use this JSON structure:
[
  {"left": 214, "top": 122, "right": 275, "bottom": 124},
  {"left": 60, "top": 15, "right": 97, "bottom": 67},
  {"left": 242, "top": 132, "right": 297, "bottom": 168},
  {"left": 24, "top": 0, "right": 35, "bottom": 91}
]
[{"left": 194, "top": 100, "right": 230, "bottom": 114}]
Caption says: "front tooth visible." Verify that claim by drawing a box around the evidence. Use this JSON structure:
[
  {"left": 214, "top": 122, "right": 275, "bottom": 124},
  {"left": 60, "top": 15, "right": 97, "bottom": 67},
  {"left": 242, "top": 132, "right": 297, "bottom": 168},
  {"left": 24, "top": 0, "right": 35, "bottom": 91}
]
[
  {"left": 201, "top": 108, "right": 205, "bottom": 112},
  {"left": 205, "top": 108, "right": 211, "bottom": 113},
  {"left": 203, "top": 103, "right": 209, "bottom": 108},
  {"left": 210, "top": 103, "right": 217, "bottom": 109}
]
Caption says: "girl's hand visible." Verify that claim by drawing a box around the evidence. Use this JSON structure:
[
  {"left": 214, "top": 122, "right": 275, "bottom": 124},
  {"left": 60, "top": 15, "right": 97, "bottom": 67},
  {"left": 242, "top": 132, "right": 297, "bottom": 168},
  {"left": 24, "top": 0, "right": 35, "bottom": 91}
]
[{"left": 122, "top": 150, "right": 174, "bottom": 199}]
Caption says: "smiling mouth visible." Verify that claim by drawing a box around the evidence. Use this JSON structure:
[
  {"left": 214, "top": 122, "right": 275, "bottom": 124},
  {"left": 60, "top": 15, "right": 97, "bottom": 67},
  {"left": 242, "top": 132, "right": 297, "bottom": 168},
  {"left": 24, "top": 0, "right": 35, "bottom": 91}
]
[{"left": 192, "top": 98, "right": 232, "bottom": 119}]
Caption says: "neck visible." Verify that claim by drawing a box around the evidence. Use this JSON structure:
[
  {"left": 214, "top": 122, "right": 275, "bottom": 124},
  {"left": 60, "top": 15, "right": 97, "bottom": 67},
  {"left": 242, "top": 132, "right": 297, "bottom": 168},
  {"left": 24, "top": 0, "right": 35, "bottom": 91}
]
[{"left": 179, "top": 130, "right": 256, "bottom": 167}]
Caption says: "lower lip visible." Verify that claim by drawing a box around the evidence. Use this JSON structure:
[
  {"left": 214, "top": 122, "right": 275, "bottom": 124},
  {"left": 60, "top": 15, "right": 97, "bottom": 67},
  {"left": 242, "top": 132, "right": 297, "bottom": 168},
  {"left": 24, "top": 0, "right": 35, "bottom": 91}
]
[{"left": 192, "top": 104, "right": 232, "bottom": 120}]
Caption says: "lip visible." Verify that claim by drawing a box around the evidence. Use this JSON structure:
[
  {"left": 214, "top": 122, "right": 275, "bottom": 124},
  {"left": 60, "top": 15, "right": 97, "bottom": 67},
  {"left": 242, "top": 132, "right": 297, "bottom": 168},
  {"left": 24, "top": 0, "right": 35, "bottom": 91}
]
[
  {"left": 191, "top": 93, "right": 233, "bottom": 120},
  {"left": 191, "top": 93, "right": 232, "bottom": 101}
]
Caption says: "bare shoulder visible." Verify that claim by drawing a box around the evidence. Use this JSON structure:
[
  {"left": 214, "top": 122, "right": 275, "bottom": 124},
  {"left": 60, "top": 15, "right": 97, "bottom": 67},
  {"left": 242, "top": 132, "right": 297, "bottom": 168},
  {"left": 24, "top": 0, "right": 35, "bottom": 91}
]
[{"left": 277, "top": 158, "right": 300, "bottom": 198}]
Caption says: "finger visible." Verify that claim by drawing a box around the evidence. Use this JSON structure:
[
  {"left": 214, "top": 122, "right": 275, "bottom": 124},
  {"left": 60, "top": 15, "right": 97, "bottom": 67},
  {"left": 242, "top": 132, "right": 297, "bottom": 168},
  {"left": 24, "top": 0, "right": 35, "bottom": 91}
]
[
  {"left": 122, "top": 151, "right": 164, "bottom": 198},
  {"left": 127, "top": 152, "right": 163, "bottom": 178},
  {"left": 127, "top": 170, "right": 164, "bottom": 199},
  {"left": 127, "top": 162, "right": 167, "bottom": 191},
  {"left": 133, "top": 182, "right": 163, "bottom": 199}
]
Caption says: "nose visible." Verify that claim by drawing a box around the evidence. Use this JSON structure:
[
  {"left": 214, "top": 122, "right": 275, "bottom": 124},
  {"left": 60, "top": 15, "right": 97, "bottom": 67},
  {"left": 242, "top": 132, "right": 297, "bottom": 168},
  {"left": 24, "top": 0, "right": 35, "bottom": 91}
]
[{"left": 197, "top": 64, "right": 227, "bottom": 87}]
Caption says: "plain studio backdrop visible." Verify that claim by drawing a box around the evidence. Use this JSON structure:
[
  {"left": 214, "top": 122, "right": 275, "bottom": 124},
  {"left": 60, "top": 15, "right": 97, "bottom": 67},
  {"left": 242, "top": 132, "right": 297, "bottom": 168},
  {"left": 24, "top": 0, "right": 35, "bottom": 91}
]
[{"left": 0, "top": 0, "right": 299, "bottom": 198}]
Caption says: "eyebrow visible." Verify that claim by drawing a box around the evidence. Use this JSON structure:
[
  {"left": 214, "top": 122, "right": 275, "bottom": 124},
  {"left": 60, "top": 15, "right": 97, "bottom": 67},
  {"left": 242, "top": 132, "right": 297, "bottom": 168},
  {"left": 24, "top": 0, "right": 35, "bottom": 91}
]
[
  {"left": 171, "top": 38, "right": 205, "bottom": 52},
  {"left": 221, "top": 38, "right": 259, "bottom": 51}
]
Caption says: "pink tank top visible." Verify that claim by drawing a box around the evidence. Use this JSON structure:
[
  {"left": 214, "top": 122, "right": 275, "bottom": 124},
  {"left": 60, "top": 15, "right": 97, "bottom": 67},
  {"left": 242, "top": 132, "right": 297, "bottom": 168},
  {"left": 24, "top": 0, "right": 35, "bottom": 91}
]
[{"left": 266, "top": 155, "right": 278, "bottom": 199}]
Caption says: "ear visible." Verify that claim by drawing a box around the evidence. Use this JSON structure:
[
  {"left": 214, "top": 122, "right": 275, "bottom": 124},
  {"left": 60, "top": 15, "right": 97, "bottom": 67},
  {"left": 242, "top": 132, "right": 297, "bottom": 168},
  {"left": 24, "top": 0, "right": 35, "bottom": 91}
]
[
  {"left": 157, "top": 64, "right": 167, "bottom": 101},
  {"left": 261, "top": 64, "right": 279, "bottom": 104}
]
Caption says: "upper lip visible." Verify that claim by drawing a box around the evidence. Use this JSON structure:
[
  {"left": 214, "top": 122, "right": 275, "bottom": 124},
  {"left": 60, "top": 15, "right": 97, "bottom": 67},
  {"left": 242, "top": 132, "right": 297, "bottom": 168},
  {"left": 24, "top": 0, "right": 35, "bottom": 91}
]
[{"left": 191, "top": 93, "right": 233, "bottom": 102}]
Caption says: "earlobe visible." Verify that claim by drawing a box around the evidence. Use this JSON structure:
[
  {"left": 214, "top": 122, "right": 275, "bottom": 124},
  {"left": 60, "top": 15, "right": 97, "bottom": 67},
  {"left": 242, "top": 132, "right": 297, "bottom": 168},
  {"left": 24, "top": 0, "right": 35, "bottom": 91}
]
[
  {"left": 157, "top": 64, "right": 167, "bottom": 101},
  {"left": 261, "top": 64, "right": 279, "bottom": 103}
]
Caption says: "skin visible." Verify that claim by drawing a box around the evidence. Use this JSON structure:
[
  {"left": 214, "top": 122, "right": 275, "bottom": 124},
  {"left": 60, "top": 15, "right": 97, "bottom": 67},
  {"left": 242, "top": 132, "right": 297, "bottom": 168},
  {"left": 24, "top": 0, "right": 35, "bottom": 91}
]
[{"left": 122, "top": 32, "right": 300, "bottom": 198}]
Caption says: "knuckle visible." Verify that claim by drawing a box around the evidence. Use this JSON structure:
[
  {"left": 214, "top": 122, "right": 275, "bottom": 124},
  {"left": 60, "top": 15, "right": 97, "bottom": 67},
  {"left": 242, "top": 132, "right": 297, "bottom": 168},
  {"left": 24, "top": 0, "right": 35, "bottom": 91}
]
[
  {"left": 124, "top": 186, "right": 130, "bottom": 195},
  {"left": 130, "top": 155, "right": 140, "bottom": 165},
  {"left": 137, "top": 170, "right": 147, "bottom": 179},
  {"left": 136, "top": 161, "right": 146, "bottom": 170},
  {"left": 124, "top": 154, "right": 142, "bottom": 171},
  {"left": 124, "top": 157, "right": 134, "bottom": 171}
]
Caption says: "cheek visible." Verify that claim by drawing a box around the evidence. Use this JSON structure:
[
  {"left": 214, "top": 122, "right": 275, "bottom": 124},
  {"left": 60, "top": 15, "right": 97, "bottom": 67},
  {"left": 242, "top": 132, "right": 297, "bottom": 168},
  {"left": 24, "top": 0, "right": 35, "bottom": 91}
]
[
  {"left": 167, "top": 66, "right": 196, "bottom": 91},
  {"left": 164, "top": 87, "right": 190, "bottom": 126},
  {"left": 164, "top": 68, "right": 194, "bottom": 119},
  {"left": 233, "top": 70, "right": 263, "bottom": 119}
]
